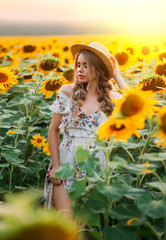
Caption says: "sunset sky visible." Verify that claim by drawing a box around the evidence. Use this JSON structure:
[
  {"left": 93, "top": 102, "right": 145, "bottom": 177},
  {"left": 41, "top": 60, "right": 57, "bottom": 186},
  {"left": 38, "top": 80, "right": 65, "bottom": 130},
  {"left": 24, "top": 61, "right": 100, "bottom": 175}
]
[{"left": 0, "top": 0, "right": 166, "bottom": 34}]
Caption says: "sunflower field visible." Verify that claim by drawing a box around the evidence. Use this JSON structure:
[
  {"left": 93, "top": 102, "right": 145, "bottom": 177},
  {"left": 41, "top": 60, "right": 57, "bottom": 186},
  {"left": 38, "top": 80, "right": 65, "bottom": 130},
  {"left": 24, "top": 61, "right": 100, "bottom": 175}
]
[{"left": 0, "top": 34, "right": 166, "bottom": 240}]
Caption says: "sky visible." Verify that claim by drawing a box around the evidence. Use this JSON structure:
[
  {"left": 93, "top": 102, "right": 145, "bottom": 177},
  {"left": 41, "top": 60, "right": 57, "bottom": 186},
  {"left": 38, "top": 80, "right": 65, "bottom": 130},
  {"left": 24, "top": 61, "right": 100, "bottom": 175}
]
[{"left": 0, "top": 0, "right": 166, "bottom": 34}]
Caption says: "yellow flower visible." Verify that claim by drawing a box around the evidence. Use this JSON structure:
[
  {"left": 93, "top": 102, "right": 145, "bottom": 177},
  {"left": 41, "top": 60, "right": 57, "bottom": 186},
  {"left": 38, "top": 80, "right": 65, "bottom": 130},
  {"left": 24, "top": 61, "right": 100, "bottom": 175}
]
[
  {"left": 97, "top": 116, "right": 140, "bottom": 143},
  {"left": 6, "top": 130, "right": 16, "bottom": 134},
  {"left": 21, "top": 43, "right": 38, "bottom": 58},
  {"left": 31, "top": 134, "right": 46, "bottom": 148},
  {"left": 43, "top": 142, "right": 50, "bottom": 156},
  {"left": 38, "top": 76, "right": 62, "bottom": 99},
  {"left": 0, "top": 67, "right": 18, "bottom": 92},
  {"left": 127, "top": 217, "right": 138, "bottom": 226},
  {"left": 38, "top": 57, "right": 59, "bottom": 74},
  {"left": 140, "top": 169, "right": 152, "bottom": 173},
  {"left": 154, "top": 63, "right": 166, "bottom": 76},
  {"left": 114, "top": 51, "right": 129, "bottom": 66},
  {"left": 112, "top": 84, "right": 159, "bottom": 129},
  {"left": 145, "top": 161, "right": 150, "bottom": 168},
  {"left": 153, "top": 105, "right": 166, "bottom": 148},
  {"left": 140, "top": 75, "right": 166, "bottom": 93}
]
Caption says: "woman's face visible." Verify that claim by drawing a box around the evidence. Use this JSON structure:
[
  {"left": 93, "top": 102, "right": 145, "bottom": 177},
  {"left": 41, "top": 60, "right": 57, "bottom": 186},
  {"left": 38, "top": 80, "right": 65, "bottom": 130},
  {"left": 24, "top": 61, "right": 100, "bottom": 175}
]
[{"left": 76, "top": 53, "right": 96, "bottom": 83}]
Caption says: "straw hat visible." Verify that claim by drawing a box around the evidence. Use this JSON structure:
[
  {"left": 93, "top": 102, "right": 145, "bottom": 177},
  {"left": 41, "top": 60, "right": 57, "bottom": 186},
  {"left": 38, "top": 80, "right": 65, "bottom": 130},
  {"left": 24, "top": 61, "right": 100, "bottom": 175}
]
[{"left": 70, "top": 42, "right": 113, "bottom": 78}]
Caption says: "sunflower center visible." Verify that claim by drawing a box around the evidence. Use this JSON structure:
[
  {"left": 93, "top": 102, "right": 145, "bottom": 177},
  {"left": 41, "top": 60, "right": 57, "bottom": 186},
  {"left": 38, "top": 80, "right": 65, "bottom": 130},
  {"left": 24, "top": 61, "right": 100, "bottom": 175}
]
[
  {"left": 41, "top": 60, "right": 58, "bottom": 70},
  {"left": 37, "top": 138, "right": 42, "bottom": 143},
  {"left": 23, "top": 45, "right": 36, "bottom": 53},
  {"left": 45, "top": 81, "right": 61, "bottom": 91},
  {"left": 110, "top": 124, "right": 126, "bottom": 131},
  {"left": 0, "top": 73, "right": 8, "bottom": 83},
  {"left": 155, "top": 64, "right": 166, "bottom": 76},
  {"left": 141, "top": 77, "right": 166, "bottom": 91},
  {"left": 121, "top": 94, "right": 144, "bottom": 117},
  {"left": 161, "top": 113, "right": 166, "bottom": 133},
  {"left": 141, "top": 46, "right": 150, "bottom": 55},
  {"left": 115, "top": 52, "right": 129, "bottom": 65},
  {"left": 24, "top": 74, "right": 32, "bottom": 80}
]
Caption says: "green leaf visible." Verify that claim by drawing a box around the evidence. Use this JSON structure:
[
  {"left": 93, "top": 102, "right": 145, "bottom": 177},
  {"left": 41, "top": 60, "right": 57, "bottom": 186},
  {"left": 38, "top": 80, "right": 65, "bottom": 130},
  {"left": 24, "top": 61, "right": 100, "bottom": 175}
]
[
  {"left": 0, "top": 163, "right": 9, "bottom": 167},
  {"left": 140, "top": 152, "right": 166, "bottom": 162},
  {"left": 96, "top": 182, "right": 125, "bottom": 201},
  {"left": 54, "top": 162, "right": 75, "bottom": 178},
  {"left": 75, "top": 146, "right": 90, "bottom": 163},
  {"left": 146, "top": 182, "right": 166, "bottom": 195},
  {"left": 115, "top": 138, "right": 146, "bottom": 149},
  {"left": 67, "top": 179, "right": 86, "bottom": 200},
  {"left": 123, "top": 185, "right": 146, "bottom": 200},
  {"left": 103, "top": 226, "right": 137, "bottom": 240},
  {"left": 137, "top": 193, "right": 166, "bottom": 218},
  {"left": 73, "top": 204, "right": 100, "bottom": 227},
  {"left": 0, "top": 173, "right": 3, "bottom": 180},
  {"left": 14, "top": 186, "right": 27, "bottom": 190},
  {"left": 109, "top": 204, "right": 146, "bottom": 226},
  {"left": 117, "top": 174, "right": 136, "bottom": 185}
]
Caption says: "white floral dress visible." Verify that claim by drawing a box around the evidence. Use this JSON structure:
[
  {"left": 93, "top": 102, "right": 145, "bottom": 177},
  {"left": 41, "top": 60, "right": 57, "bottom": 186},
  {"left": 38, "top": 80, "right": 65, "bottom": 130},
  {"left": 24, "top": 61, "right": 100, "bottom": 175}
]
[{"left": 44, "top": 92, "right": 106, "bottom": 209}]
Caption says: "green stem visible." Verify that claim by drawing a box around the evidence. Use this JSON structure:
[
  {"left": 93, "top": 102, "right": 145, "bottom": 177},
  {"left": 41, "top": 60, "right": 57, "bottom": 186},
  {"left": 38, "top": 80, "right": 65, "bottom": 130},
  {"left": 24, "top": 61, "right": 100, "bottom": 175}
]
[
  {"left": 121, "top": 146, "right": 135, "bottom": 162},
  {"left": 138, "top": 174, "right": 145, "bottom": 188},
  {"left": 164, "top": 216, "right": 166, "bottom": 240},
  {"left": 140, "top": 120, "right": 153, "bottom": 162},
  {"left": 146, "top": 222, "right": 161, "bottom": 240},
  {"left": 9, "top": 165, "right": 14, "bottom": 191}
]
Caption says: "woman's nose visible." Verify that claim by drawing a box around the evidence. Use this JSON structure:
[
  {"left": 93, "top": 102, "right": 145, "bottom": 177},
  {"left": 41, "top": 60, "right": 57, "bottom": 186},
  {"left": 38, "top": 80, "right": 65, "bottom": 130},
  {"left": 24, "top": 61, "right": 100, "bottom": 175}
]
[{"left": 78, "top": 65, "right": 84, "bottom": 72}]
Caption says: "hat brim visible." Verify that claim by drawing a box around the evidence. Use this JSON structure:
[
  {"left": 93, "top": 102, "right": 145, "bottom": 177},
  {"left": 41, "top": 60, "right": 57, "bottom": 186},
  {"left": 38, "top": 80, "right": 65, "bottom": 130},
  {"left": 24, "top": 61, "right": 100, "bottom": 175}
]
[{"left": 70, "top": 44, "right": 113, "bottom": 78}]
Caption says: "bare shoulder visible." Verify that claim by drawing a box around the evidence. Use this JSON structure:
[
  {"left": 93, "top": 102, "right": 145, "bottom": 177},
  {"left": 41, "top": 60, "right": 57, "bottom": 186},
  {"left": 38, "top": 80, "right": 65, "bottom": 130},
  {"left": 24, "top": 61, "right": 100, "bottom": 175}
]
[
  {"left": 110, "top": 91, "right": 122, "bottom": 99},
  {"left": 59, "top": 84, "right": 74, "bottom": 98}
]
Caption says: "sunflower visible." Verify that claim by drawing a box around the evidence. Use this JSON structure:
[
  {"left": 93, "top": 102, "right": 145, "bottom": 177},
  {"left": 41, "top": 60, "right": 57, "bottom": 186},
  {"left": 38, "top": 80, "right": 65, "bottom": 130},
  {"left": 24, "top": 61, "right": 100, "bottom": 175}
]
[
  {"left": 38, "top": 56, "right": 59, "bottom": 74},
  {"left": 154, "top": 63, "right": 166, "bottom": 76},
  {"left": 112, "top": 84, "right": 159, "bottom": 129},
  {"left": 114, "top": 51, "right": 129, "bottom": 66},
  {"left": 43, "top": 142, "right": 50, "bottom": 156},
  {"left": 63, "top": 68, "right": 74, "bottom": 82},
  {"left": 97, "top": 116, "right": 140, "bottom": 143},
  {"left": 38, "top": 75, "right": 62, "bottom": 98},
  {"left": 140, "top": 75, "right": 166, "bottom": 93},
  {"left": 153, "top": 105, "right": 166, "bottom": 148},
  {"left": 141, "top": 46, "right": 150, "bottom": 56},
  {"left": 0, "top": 67, "right": 18, "bottom": 92},
  {"left": 31, "top": 134, "right": 46, "bottom": 148},
  {"left": 21, "top": 43, "right": 38, "bottom": 58},
  {"left": 158, "top": 52, "right": 166, "bottom": 61}
]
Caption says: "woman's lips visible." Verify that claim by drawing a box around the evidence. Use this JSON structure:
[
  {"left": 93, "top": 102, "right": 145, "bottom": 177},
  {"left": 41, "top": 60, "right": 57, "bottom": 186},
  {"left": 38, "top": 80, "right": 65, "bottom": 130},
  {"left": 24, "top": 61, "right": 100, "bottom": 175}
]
[{"left": 78, "top": 75, "right": 85, "bottom": 78}]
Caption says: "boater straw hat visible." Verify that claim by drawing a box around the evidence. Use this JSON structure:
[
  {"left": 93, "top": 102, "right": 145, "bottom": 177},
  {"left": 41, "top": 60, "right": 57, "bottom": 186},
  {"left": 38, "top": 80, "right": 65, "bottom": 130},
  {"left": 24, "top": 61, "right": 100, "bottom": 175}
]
[{"left": 70, "top": 42, "right": 113, "bottom": 78}]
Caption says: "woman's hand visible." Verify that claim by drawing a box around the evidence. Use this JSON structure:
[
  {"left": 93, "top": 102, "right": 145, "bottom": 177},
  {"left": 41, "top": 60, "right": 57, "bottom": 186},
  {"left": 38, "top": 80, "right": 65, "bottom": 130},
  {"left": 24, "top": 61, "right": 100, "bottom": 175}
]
[
  {"left": 49, "top": 166, "right": 63, "bottom": 186},
  {"left": 110, "top": 55, "right": 129, "bottom": 90},
  {"left": 110, "top": 55, "right": 120, "bottom": 78}
]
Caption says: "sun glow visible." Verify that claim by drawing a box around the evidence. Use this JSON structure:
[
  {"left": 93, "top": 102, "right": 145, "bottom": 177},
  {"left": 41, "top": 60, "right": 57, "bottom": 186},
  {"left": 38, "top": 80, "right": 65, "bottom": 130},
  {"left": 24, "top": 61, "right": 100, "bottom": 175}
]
[{"left": 0, "top": 0, "right": 166, "bottom": 34}]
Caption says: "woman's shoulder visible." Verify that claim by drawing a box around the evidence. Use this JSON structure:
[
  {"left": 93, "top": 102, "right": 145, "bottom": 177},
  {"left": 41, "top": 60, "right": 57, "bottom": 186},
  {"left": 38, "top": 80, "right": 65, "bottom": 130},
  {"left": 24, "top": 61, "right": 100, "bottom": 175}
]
[
  {"left": 110, "top": 91, "right": 122, "bottom": 99},
  {"left": 59, "top": 84, "right": 74, "bottom": 98}
]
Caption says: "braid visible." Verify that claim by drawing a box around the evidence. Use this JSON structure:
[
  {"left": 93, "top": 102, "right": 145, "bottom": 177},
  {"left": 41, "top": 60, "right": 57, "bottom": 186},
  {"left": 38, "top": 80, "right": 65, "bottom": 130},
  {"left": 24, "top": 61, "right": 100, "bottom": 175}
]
[{"left": 97, "top": 75, "right": 114, "bottom": 116}]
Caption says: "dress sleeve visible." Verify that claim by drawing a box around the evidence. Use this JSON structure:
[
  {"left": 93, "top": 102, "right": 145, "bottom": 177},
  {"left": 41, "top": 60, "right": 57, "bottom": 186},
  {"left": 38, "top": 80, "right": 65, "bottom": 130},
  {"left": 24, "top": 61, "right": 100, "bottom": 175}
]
[{"left": 49, "top": 92, "right": 71, "bottom": 114}]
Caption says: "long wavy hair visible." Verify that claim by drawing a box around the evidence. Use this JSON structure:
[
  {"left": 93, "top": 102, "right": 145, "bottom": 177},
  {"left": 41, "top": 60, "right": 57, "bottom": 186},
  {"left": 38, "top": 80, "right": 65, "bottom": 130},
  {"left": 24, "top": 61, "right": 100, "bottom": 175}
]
[{"left": 72, "top": 50, "right": 114, "bottom": 117}]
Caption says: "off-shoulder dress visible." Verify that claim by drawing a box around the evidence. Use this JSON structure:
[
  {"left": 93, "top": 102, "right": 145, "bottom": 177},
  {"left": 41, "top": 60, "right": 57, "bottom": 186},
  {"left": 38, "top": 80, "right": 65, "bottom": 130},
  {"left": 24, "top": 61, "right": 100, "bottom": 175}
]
[{"left": 44, "top": 92, "right": 106, "bottom": 209}]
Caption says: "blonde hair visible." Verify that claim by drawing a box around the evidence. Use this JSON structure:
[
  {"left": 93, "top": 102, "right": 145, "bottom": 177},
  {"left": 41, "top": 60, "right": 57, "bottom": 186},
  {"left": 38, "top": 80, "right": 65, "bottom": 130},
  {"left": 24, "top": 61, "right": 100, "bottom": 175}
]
[{"left": 72, "top": 50, "right": 114, "bottom": 117}]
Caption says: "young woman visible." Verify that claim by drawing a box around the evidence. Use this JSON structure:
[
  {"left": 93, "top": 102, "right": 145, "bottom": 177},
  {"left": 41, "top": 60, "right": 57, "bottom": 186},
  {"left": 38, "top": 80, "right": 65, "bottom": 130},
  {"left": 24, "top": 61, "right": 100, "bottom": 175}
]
[{"left": 44, "top": 42, "right": 128, "bottom": 218}]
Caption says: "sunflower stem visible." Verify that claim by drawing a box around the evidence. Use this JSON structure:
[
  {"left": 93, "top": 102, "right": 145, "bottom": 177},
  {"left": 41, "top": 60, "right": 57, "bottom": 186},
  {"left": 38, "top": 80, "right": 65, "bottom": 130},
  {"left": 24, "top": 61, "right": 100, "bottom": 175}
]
[{"left": 9, "top": 164, "right": 14, "bottom": 192}]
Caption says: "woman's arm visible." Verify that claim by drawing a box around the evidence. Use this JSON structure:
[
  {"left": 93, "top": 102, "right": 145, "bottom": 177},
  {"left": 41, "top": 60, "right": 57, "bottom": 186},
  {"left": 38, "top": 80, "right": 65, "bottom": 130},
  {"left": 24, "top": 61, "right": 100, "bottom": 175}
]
[
  {"left": 48, "top": 112, "right": 62, "bottom": 177},
  {"left": 110, "top": 55, "right": 129, "bottom": 90}
]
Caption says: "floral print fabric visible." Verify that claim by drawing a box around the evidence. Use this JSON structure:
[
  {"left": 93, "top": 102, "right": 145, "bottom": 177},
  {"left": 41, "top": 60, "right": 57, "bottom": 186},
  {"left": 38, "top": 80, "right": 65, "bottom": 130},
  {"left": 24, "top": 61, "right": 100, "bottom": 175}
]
[{"left": 44, "top": 92, "right": 105, "bottom": 209}]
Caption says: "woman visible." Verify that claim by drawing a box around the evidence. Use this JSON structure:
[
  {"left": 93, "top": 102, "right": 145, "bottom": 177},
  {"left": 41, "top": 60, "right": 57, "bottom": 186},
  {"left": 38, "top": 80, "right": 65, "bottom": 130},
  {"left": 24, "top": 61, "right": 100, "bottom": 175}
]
[{"left": 44, "top": 42, "right": 128, "bottom": 218}]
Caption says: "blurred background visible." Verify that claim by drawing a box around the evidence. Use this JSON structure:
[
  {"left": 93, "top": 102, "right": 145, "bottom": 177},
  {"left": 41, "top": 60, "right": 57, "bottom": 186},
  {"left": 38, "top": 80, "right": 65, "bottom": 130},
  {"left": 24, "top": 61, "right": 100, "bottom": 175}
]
[{"left": 0, "top": 0, "right": 166, "bottom": 35}]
